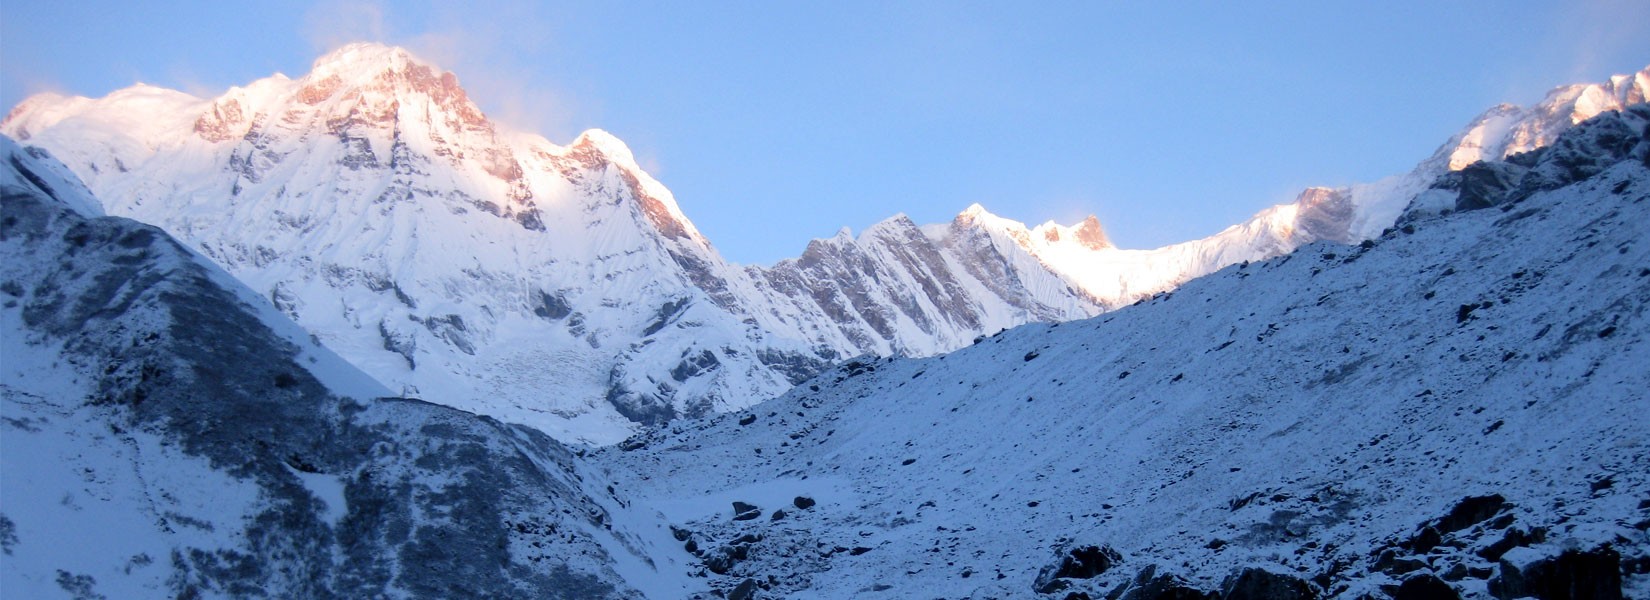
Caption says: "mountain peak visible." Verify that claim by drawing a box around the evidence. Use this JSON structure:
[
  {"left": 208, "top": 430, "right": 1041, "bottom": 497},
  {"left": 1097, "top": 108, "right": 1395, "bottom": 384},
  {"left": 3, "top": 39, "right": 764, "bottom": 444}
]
[
  {"left": 573, "top": 128, "right": 637, "bottom": 165},
  {"left": 1072, "top": 215, "right": 1111, "bottom": 250},
  {"left": 293, "top": 42, "right": 488, "bottom": 131},
  {"left": 309, "top": 42, "right": 426, "bottom": 77}
]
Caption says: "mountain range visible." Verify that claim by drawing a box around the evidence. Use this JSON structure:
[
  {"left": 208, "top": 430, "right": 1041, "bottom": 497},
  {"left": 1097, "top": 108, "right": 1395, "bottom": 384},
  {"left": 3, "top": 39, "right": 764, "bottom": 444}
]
[
  {"left": 6, "top": 43, "right": 1643, "bottom": 443},
  {"left": 4, "top": 90, "right": 1647, "bottom": 598}
]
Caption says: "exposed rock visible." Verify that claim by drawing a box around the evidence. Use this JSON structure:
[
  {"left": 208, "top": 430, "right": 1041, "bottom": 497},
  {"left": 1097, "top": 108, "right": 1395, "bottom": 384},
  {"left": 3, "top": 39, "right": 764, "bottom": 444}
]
[
  {"left": 1432, "top": 494, "right": 1509, "bottom": 534},
  {"left": 1489, "top": 546, "right": 1623, "bottom": 600},
  {"left": 1219, "top": 568, "right": 1316, "bottom": 600},
  {"left": 1112, "top": 568, "right": 1217, "bottom": 600},
  {"left": 732, "top": 502, "right": 762, "bottom": 521},
  {"left": 1394, "top": 573, "right": 1460, "bottom": 600},
  {"left": 728, "top": 578, "right": 758, "bottom": 600}
]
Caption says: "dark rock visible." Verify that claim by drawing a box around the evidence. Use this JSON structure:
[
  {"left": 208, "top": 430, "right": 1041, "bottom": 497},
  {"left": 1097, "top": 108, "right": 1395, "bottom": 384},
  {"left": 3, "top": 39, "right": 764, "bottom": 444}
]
[
  {"left": 1403, "top": 526, "right": 1443, "bottom": 554},
  {"left": 1117, "top": 572, "right": 1218, "bottom": 600},
  {"left": 848, "top": 547, "right": 872, "bottom": 556},
  {"left": 671, "top": 349, "right": 722, "bottom": 382},
  {"left": 1394, "top": 574, "right": 1459, "bottom": 600},
  {"left": 1034, "top": 545, "right": 1121, "bottom": 594},
  {"left": 793, "top": 496, "right": 816, "bottom": 510},
  {"left": 732, "top": 502, "right": 761, "bottom": 521},
  {"left": 530, "top": 289, "right": 571, "bottom": 320},
  {"left": 738, "top": 414, "right": 757, "bottom": 426},
  {"left": 704, "top": 548, "right": 735, "bottom": 575},
  {"left": 1384, "top": 557, "right": 1428, "bottom": 577},
  {"left": 728, "top": 578, "right": 758, "bottom": 600},
  {"left": 1623, "top": 554, "right": 1650, "bottom": 575},
  {"left": 1477, "top": 527, "right": 1543, "bottom": 562},
  {"left": 1434, "top": 494, "right": 1508, "bottom": 534},
  {"left": 1220, "top": 568, "right": 1316, "bottom": 600},
  {"left": 770, "top": 509, "right": 786, "bottom": 521},
  {"left": 1489, "top": 546, "right": 1622, "bottom": 600},
  {"left": 1454, "top": 160, "right": 1528, "bottom": 211}
]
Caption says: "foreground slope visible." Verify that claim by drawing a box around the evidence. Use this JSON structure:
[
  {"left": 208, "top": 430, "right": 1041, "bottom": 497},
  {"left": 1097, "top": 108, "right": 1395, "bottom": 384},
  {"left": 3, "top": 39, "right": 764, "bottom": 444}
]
[
  {"left": 595, "top": 106, "right": 1650, "bottom": 599},
  {"left": 0, "top": 137, "right": 702, "bottom": 598},
  {"left": 8, "top": 44, "right": 1638, "bottom": 441}
]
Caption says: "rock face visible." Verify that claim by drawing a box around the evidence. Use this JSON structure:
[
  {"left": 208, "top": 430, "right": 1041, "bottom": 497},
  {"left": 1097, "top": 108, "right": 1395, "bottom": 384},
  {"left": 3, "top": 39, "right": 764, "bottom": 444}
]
[
  {"left": 8, "top": 45, "right": 1638, "bottom": 441},
  {"left": 0, "top": 138, "right": 662, "bottom": 599},
  {"left": 593, "top": 108, "right": 1650, "bottom": 598}
]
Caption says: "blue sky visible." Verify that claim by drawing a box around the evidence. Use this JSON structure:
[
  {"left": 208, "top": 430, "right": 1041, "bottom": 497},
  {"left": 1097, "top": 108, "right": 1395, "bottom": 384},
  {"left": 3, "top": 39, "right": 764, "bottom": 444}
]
[{"left": 3, "top": 1, "right": 1647, "bottom": 264}]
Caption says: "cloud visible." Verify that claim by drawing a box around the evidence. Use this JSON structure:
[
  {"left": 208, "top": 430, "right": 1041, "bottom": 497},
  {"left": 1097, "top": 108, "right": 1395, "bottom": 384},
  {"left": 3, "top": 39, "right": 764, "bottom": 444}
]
[
  {"left": 1552, "top": 0, "right": 1650, "bottom": 80},
  {"left": 298, "top": 0, "right": 581, "bottom": 142},
  {"left": 303, "top": 0, "right": 389, "bottom": 54}
]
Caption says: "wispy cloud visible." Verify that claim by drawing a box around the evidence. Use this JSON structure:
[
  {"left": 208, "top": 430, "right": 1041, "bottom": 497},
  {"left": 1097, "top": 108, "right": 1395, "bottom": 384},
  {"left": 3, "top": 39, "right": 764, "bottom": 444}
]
[
  {"left": 299, "top": 0, "right": 581, "bottom": 142},
  {"left": 302, "top": 0, "right": 389, "bottom": 54},
  {"left": 1552, "top": 0, "right": 1650, "bottom": 81}
]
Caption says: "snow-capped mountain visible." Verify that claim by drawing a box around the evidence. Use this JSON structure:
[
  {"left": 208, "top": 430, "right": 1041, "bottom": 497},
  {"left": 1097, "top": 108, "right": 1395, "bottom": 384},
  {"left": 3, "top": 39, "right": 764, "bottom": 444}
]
[
  {"left": 0, "top": 136, "right": 695, "bottom": 598},
  {"left": 597, "top": 104, "right": 1650, "bottom": 599},
  {"left": 0, "top": 44, "right": 1096, "bottom": 443},
  {"left": 5, "top": 77, "right": 1646, "bottom": 598},
  {"left": 4, "top": 43, "right": 1643, "bottom": 443}
]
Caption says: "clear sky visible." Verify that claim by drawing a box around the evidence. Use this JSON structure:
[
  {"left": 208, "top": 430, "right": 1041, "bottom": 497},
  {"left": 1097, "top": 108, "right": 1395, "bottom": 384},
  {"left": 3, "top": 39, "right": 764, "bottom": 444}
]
[{"left": 3, "top": 1, "right": 1647, "bottom": 264}]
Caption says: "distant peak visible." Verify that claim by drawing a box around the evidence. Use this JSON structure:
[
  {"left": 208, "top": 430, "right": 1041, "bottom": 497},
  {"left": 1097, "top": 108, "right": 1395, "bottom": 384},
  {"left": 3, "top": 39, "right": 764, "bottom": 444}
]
[
  {"left": 293, "top": 42, "right": 487, "bottom": 129},
  {"left": 310, "top": 42, "right": 426, "bottom": 75},
  {"left": 572, "top": 129, "right": 636, "bottom": 165},
  {"left": 959, "top": 203, "right": 990, "bottom": 218},
  {"left": 1073, "top": 215, "right": 1111, "bottom": 250}
]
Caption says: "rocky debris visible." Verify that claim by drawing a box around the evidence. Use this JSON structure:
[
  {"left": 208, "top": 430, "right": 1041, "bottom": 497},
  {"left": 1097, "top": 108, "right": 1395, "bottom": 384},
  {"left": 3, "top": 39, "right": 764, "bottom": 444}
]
[
  {"left": 1218, "top": 568, "right": 1316, "bottom": 600},
  {"left": 1432, "top": 494, "right": 1509, "bottom": 534},
  {"left": 728, "top": 578, "right": 758, "bottom": 600},
  {"left": 793, "top": 496, "right": 816, "bottom": 510},
  {"left": 1099, "top": 566, "right": 1215, "bottom": 600},
  {"left": 1034, "top": 545, "right": 1122, "bottom": 594},
  {"left": 1488, "top": 546, "right": 1623, "bottom": 600},
  {"left": 732, "top": 502, "right": 762, "bottom": 521},
  {"left": 1391, "top": 573, "right": 1460, "bottom": 600}
]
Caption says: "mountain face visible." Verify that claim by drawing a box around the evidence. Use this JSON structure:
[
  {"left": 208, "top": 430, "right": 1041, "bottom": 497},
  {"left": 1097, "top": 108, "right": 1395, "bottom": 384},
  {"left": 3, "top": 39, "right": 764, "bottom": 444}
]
[
  {"left": 596, "top": 105, "right": 1650, "bottom": 599},
  {"left": 4, "top": 44, "right": 1643, "bottom": 443},
  {"left": 0, "top": 136, "right": 701, "bottom": 598},
  {"left": 0, "top": 44, "right": 1094, "bottom": 443}
]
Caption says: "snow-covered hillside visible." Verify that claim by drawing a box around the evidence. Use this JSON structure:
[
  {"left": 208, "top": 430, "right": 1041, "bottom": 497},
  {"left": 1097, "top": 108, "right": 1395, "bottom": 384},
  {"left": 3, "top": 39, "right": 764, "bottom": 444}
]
[
  {"left": 594, "top": 106, "right": 1650, "bottom": 599},
  {"left": 4, "top": 44, "right": 1643, "bottom": 443},
  {"left": 0, "top": 137, "right": 701, "bottom": 598}
]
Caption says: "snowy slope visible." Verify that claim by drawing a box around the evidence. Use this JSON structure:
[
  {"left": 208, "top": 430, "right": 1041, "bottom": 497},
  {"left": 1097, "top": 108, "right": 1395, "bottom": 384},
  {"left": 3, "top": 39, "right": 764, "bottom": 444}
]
[
  {"left": 0, "top": 137, "right": 694, "bottom": 598},
  {"left": 5, "top": 45, "right": 1642, "bottom": 444},
  {"left": 594, "top": 106, "right": 1650, "bottom": 599}
]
